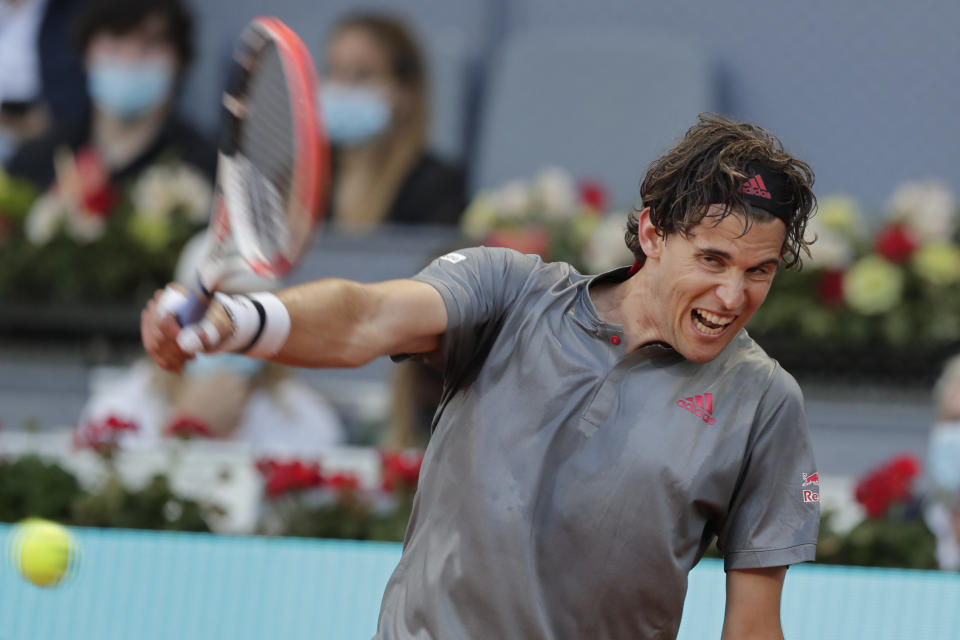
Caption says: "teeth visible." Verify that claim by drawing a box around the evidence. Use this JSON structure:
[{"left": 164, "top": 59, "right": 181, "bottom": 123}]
[
  {"left": 696, "top": 309, "right": 733, "bottom": 326},
  {"left": 694, "top": 314, "right": 724, "bottom": 335},
  {"left": 692, "top": 309, "right": 736, "bottom": 336}
]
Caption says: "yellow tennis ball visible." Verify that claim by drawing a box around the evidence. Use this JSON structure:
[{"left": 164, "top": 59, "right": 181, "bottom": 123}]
[{"left": 11, "top": 519, "right": 76, "bottom": 588}]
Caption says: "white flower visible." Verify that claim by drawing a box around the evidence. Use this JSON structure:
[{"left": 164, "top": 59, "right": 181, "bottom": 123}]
[
  {"left": 132, "top": 165, "right": 178, "bottom": 222},
  {"left": 171, "top": 165, "right": 212, "bottom": 223},
  {"left": 582, "top": 213, "right": 634, "bottom": 273},
  {"left": 804, "top": 217, "right": 854, "bottom": 270},
  {"left": 843, "top": 255, "right": 904, "bottom": 315},
  {"left": 887, "top": 180, "right": 957, "bottom": 242},
  {"left": 912, "top": 242, "right": 960, "bottom": 286},
  {"left": 24, "top": 193, "right": 65, "bottom": 246},
  {"left": 817, "top": 194, "right": 864, "bottom": 235},
  {"left": 494, "top": 180, "right": 533, "bottom": 220},
  {"left": 534, "top": 167, "right": 576, "bottom": 219},
  {"left": 461, "top": 192, "right": 499, "bottom": 239},
  {"left": 66, "top": 209, "right": 106, "bottom": 243}
]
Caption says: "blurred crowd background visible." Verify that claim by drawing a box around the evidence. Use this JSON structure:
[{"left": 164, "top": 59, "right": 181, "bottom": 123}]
[{"left": 2, "top": 0, "right": 960, "bottom": 575}]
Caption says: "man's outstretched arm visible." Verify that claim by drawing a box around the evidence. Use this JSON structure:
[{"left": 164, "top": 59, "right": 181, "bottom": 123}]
[{"left": 141, "top": 278, "right": 447, "bottom": 372}]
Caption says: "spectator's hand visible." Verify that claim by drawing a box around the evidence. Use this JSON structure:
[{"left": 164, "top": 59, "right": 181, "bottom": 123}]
[{"left": 140, "top": 285, "right": 235, "bottom": 372}]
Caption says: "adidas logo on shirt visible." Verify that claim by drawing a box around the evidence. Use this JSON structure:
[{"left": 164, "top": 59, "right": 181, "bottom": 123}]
[{"left": 677, "top": 393, "right": 716, "bottom": 425}]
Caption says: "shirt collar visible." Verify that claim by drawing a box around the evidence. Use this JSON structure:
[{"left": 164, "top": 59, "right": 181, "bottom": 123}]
[{"left": 572, "top": 265, "right": 680, "bottom": 358}]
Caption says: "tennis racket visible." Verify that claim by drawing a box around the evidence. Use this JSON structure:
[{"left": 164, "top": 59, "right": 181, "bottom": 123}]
[{"left": 175, "top": 16, "right": 328, "bottom": 326}]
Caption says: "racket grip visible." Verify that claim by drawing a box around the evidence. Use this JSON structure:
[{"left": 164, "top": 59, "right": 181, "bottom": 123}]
[{"left": 175, "top": 290, "right": 211, "bottom": 327}]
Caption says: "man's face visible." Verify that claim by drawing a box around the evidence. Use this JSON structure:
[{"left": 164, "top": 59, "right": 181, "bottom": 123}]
[{"left": 641, "top": 206, "right": 786, "bottom": 363}]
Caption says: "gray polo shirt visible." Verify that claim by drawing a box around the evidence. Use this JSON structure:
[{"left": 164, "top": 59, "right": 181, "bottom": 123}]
[{"left": 376, "top": 247, "right": 819, "bottom": 640}]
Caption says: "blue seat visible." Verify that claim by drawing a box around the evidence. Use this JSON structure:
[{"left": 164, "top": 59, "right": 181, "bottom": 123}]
[{"left": 472, "top": 29, "right": 714, "bottom": 208}]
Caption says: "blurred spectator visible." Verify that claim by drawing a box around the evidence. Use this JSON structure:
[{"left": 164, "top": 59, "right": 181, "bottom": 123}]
[
  {"left": 6, "top": 0, "right": 214, "bottom": 190},
  {"left": 320, "top": 12, "right": 466, "bottom": 230},
  {"left": 75, "top": 233, "right": 346, "bottom": 456},
  {"left": 924, "top": 354, "right": 960, "bottom": 570},
  {"left": 0, "top": 0, "right": 86, "bottom": 165}
]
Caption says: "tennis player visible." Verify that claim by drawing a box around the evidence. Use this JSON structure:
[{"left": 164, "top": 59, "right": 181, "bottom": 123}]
[{"left": 142, "top": 114, "right": 820, "bottom": 639}]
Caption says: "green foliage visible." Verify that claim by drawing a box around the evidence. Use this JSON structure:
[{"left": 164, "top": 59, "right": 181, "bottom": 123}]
[
  {"left": 815, "top": 509, "right": 937, "bottom": 570},
  {"left": 0, "top": 164, "right": 204, "bottom": 303},
  {"left": 0, "top": 172, "right": 37, "bottom": 221},
  {"left": 260, "top": 487, "right": 416, "bottom": 543},
  {"left": 0, "top": 455, "right": 212, "bottom": 532},
  {"left": 0, "top": 204, "right": 197, "bottom": 303},
  {"left": 72, "top": 474, "right": 210, "bottom": 533},
  {"left": 0, "top": 455, "right": 84, "bottom": 523}
]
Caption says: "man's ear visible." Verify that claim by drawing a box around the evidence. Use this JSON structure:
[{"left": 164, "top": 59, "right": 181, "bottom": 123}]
[{"left": 637, "top": 207, "right": 663, "bottom": 259}]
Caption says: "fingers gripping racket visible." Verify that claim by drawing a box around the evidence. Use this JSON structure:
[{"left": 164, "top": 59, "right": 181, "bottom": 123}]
[{"left": 175, "top": 17, "right": 329, "bottom": 327}]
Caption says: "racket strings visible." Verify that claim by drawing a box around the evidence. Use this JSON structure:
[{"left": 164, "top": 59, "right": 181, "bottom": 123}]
[
  {"left": 242, "top": 46, "right": 295, "bottom": 189},
  {"left": 224, "top": 42, "right": 299, "bottom": 262}
]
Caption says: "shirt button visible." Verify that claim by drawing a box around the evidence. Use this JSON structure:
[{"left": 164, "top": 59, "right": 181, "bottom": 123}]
[{"left": 610, "top": 336, "right": 621, "bottom": 345}]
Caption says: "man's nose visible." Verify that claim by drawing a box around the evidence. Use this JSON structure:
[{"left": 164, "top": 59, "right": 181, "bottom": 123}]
[{"left": 715, "top": 275, "right": 745, "bottom": 311}]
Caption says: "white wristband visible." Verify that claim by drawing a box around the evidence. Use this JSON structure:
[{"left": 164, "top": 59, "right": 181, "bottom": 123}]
[
  {"left": 245, "top": 292, "right": 291, "bottom": 357},
  {"left": 176, "top": 291, "right": 291, "bottom": 357},
  {"left": 215, "top": 293, "right": 264, "bottom": 353}
]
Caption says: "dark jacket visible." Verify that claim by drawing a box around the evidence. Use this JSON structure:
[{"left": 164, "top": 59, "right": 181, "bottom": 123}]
[{"left": 7, "top": 113, "right": 216, "bottom": 190}]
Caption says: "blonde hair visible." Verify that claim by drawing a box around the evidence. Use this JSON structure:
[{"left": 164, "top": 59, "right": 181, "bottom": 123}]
[{"left": 331, "top": 13, "right": 429, "bottom": 229}]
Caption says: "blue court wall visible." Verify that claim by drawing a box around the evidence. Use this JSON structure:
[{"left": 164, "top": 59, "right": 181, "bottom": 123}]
[{"left": 2, "top": 525, "right": 959, "bottom": 639}]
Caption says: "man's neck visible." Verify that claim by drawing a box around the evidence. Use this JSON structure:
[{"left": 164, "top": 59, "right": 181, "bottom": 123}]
[
  {"left": 590, "top": 269, "right": 665, "bottom": 351},
  {"left": 91, "top": 103, "right": 170, "bottom": 170}
]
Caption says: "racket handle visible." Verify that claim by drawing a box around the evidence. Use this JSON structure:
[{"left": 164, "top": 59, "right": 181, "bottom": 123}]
[{"left": 176, "top": 289, "right": 212, "bottom": 327}]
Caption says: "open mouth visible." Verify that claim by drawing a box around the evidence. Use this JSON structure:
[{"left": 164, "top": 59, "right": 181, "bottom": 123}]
[{"left": 691, "top": 308, "right": 735, "bottom": 336}]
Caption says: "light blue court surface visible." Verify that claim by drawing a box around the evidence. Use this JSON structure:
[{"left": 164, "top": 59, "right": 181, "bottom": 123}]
[{"left": 1, "top": 525, "right": 958, "bottom": 639}]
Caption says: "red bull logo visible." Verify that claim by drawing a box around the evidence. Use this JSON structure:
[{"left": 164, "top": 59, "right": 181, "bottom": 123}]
[
  {"left": 801, "top": 471, "right": 820, "bottom": 503},
  {"left": 801, "top": 472, "right": 819, "bottom": 487}
]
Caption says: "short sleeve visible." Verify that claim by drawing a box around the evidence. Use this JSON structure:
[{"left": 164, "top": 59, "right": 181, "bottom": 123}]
[
  {"left": 408, "top": 247, "right": 541, "bottom": 381},
  {"left": 716, "top": 368, "right": 821, "bottom": 571}
]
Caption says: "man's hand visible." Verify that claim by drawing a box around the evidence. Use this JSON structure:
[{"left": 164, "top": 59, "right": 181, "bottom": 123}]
[
  {"left": 721, "top": 566, "right": 787, "bottom": 640},
  {"left": 140, "top": 285, "right": 235, "bottom": 372}
]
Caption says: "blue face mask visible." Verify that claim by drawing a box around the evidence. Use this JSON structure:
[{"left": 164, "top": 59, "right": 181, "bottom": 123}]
[
  {"left": 319, "top": 83, "right": 391, "bottom": 146},
  {"left": 185, "top": 352, "right": 264, "bottom": 379},
  {"left": 87, "top": 60, "right": 174, "bottom": 120}
]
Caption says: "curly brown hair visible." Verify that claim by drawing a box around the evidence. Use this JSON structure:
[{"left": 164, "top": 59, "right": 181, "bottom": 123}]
[{"left": 625, "top": 113, "right": 816, "bottom": 270}]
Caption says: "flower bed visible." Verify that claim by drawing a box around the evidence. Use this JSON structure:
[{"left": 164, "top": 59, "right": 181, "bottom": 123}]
[
  {"left": 744, "top": 182, "right": 960, "bottom": 383},
  {"left": 0, "top": 152, "right": 209, "bottom": 304}
]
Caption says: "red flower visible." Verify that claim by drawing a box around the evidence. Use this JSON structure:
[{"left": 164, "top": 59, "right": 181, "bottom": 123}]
[
  {"left": 325, "top": 472, "right": 360, "bottom": 492},
  {"left": 484, "top": 227, "right": 551, "bottom": 259},
  {"left": 381, "top": 451, "right": 423, "bottom": 492},
  {"left": 854, "top": 453, "right": 922, "bottom": 519},
  {"left": 54, "top": 146, "right": 117, "bottom": 218},
  {"left": 166, "top": 415, "right": 212, "bottom": 439},
  {"left": 73, "top": 414, "right": 140, "bottom": 453},
  {"left": 578, "top": 179, "right": 608, "bottom": 213},
  {"left": 81, "top": 187, "right": 118, "bottom": 218},
  {"left": 816, "top": 270, "right": 846, "bottom": 306},
  {"left": 874, "top": 224, "right": 918, "bottom": 263},
  {"left": 256, "top": 458, "right": 323, "bottom": 497}
]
